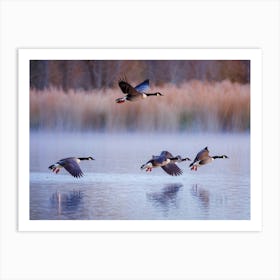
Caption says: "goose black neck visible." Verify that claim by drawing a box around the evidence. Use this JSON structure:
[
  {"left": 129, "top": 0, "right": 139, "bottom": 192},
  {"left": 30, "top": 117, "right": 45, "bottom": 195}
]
[
  {"left": 169, "top": 156, "right": 180, "bottom": 161},
  {"left": 212, "top": 156, "right": 224, "bottom": 159}
]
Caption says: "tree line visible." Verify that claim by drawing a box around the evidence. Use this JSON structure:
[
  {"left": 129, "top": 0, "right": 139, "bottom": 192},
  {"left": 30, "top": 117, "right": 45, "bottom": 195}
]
[{"left": 30, "top": 60, "right": 250, "bottom": 91}]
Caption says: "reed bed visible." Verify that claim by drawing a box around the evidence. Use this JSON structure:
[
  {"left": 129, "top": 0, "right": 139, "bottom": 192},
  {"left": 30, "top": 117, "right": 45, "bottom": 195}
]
[{"left": 30, "top": 80, "right": 250, "bottom": 132}]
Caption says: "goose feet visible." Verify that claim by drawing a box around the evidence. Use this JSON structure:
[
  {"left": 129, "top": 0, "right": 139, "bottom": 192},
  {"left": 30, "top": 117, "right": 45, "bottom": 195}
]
[
  {"left": 191, "top": 166, "right": 198, "bottom": 171},
  {"left": 52, "top": 168, "right": 60, "bottom": 174}
]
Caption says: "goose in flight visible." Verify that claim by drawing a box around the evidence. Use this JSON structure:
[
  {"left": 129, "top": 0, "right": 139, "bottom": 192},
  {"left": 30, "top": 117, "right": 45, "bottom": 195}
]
[
  {"left": 141, "top": 151, "right": 190, "bottom": 176},
  {"left": 48, "top": 156, "right": 94, "bottom": 178},
  {"left": 116, "top": 78, "right": 163, "bottom": 103},
  {"left": 189, "top": 147, "right": 228, "bottom": 171}
]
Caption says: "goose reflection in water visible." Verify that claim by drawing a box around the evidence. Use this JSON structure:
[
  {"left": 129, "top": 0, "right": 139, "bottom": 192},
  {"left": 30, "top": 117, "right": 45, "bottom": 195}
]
[
  {"left": 191, "top": 184, "right": 210, "bottom": 209},
  {"left": 146, "top": 183, "right": 183, "bottom": 215},
  {"left": 50, "top": 190, "right": 84, "bottom": 216}
]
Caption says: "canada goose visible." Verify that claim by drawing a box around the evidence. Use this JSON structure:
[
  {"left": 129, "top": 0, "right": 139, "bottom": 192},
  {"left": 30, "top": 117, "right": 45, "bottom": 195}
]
[
  {"left": 116, "top": 78, "right": 163, "bottom": 103},
  {"left": 141, "top": 151, "right": 189, "bottom": 176},
  {"left": 189, "top": 147, "right": 228, "bottom": 171},
  {"left": 48, "top": 157, "right": 94, "bottom": 178}
]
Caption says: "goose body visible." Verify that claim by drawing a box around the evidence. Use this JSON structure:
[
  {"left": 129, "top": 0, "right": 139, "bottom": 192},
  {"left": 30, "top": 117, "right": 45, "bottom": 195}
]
[
  {"left": 116, "top": 79, "right": 163, "bottom": 103},
  {"left": 189, "top": 147, "right": 228, "bottom": 171},
  {"left": 141, "top": 151, "right": 189, "bottom": 176},
  {"left": 48, "top": 156, "right": 94, "bottom": 178}
]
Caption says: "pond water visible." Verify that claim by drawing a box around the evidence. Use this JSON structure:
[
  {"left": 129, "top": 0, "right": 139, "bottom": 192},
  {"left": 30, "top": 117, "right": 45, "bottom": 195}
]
[{"left": 30, "top": 131, "right": 250, "bottom": 220}]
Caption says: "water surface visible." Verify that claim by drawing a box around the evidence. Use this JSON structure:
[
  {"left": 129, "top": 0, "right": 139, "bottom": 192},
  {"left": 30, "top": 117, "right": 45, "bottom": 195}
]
[{"left": 30, "top": 132, "right": 250, "bottom": 220}]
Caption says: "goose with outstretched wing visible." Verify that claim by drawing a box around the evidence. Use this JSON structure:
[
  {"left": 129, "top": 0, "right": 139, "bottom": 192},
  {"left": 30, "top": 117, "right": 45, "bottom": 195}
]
[
  {"left": 49, "top": 156, "right": 94, "bottom": 178},
  {"left": 116, "top": 78, "right": 163, "bottom": 103},
  {"left": 141, "top": 151, "right": 190, "bottom": 176},
  {"left": 189, "top": 147, "right": 228, "bottom": 171}
]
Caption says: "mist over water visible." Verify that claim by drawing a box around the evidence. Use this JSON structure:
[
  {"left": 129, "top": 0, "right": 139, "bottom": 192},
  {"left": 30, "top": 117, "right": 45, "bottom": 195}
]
[{"left": 30, "top": 131, "right": 250, "bottom": 220}]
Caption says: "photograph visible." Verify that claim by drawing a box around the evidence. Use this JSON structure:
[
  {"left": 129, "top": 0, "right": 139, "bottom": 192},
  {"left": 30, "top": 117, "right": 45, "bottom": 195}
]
[
  {"left": 2, "top": 1, "right": 277, "bottom": 279},
  {"left": 27, "top": 51, "right": 252, "bottom": 222}
]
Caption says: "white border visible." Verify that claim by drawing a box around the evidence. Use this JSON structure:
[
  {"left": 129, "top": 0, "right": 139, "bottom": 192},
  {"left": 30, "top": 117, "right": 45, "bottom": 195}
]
[{"left": 18, "top": 48, "right": 262, "bottom": 231}]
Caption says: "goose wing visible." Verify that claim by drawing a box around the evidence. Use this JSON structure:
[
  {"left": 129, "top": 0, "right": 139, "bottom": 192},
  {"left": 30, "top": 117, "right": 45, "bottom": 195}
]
[
  {"left": 160, "top": 151, "right": 174, "bottom": 159},
  {"left": 61, "top": 158, "right": 84, "bottom": 178},
  {"left": 196, "top": 148, "right": 209, "bottom": 161},
  {"left": 134, "top": 79, "right": 150, "bottom": 93},
  {"left": 118, "top": 80, "right": 138, "bottom": 96},
  {"left": 190, "top": 147, "right": 209, "bottom": 166},
  {"left": 151, "top": 155, "right": 165, "bottom": 166},
  {"left": 161, "top": 163, "right": 183, "bottom": 176}
]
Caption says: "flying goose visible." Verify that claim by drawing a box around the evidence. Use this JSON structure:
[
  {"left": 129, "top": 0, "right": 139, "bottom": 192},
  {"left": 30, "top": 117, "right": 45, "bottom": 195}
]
[
  {"left": 189, "top": 147, "right": 228, "bottom": 171},
  {"left": 48, "top": 156, "right": 94, "bottom": 178},
  {"left": 116, "top": 78, "right": 163, "bottom": 103},
  {"left": 141, "top": 151, "right": 190, "bottom": 176}
]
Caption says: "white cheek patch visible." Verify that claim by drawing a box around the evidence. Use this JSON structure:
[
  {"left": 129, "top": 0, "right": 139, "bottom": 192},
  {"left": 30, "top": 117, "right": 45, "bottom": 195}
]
[{"left": 142, "top": 94, "right": 147, "bottom": 99}]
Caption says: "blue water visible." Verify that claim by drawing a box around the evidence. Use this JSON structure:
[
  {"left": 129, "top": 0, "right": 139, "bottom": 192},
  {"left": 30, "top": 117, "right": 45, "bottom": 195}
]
[{"left": 30, "top": 132, "right": 250, "bottom": 220}]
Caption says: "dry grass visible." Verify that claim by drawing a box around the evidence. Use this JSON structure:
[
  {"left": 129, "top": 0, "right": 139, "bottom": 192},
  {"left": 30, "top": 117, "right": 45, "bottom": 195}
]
[{"left": 30, "top": 80, "right": 250, "bottom": 132}]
